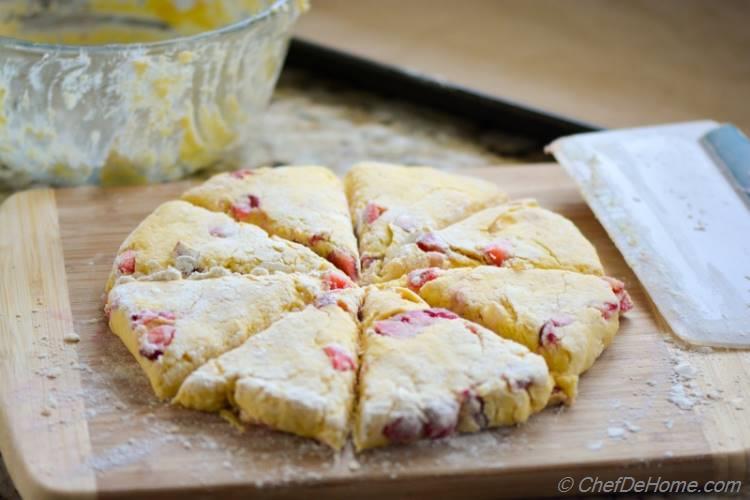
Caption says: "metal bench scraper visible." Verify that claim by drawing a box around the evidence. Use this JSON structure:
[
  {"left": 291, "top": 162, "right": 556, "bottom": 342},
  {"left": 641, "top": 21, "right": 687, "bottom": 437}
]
[{"left": 549, "top": 121, "right": 750, "bottom": 348}]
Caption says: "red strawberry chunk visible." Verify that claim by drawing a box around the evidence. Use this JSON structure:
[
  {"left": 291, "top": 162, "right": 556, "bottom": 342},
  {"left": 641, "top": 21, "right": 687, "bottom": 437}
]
[
  {"left": 619, "top": 292, "right": 634, "bottom": 314},
  {"left": 603, "top": 276, "right": 625, "bottom": 294},
  {"left": 324, "top": 270, "right": 354, "bottom": 291},
  {"left": 374, "top": 308, "right": 458, "bottom": 338},
  {"left": 382, "top": 415, "right": 423, "bottom": 444},
  {"left": 423, "top": 309, "right": 459, "bottom": 320},
  {"left": 423, "top": 403, "right": 459, "bottom": 439},
  {"left": 384, "top": 403, "right": 461, "bottom": 444},
  {"left": 373, "top": 319, "right": 416, "bottom": 338},
  {"left": 416, "top": 232, "right": 448, "bottom": 253},
  {"left": 539, "top": 315, "right": 573, "bottom": 347},
  {"left": 139, "top": 324, "right": 176, "bottom": 361},
  {"left": 229, "top": 194, "right": 261, "bottom": 219},
  {"left": 460, "top": 389, "right": 488, "bottom": 429},
  {"left": 117, "top": 250, "right": 136, "bottom": 275},
  {"left": 602, "top": 276, "right": 634, "bottom": 315},
  {"left": 363, "top": 202, "right": 387, "bottom": 224},
  {"left": 229, "top": 168, "right": 254, "bottom": 179},
  {"left": 323, "top": 344, "right": 356, "bottom": 371},
  {"left": 308, "top": 232, "right": 328, "bottom": 246},
  {"left": 482, "top": 240, "right": 512, "bottom": 267},
  {"left": 327, "top": 249, "right": 358, "bottom": 280},
  {"left": 596, "top": 301, "right": 620, "bottom": 320},
  {"left": 406, "top": 268, "right": 441, "bottom": 292},
  {"left": 130, "top": 310, "right": 176, "bottom": 326},
  {"left": 147, "top": 325, "right": 175, "bottom": 345}
]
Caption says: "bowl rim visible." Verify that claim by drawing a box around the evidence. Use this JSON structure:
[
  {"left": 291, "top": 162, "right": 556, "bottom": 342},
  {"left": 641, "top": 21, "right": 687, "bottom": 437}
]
[{"left": 0, "top": 0, "right": 296, "bottom": 54}]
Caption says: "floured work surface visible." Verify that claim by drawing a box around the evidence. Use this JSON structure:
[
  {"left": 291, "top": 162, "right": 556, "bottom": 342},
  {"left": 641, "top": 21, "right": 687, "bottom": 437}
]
[{"left": 0, "top": 165, "right": 748, "bottom": 499}]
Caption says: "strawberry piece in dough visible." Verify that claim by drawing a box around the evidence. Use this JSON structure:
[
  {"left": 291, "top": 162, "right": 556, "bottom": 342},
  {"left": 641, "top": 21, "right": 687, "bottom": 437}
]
[
  {"left": 324, "top": 270, "right": 354, "bottom": 291},
  {"left": 130, "top": 310, "right": 177, "bottom": 360},
  {"left": 374, "top": 308, "right": 458, "bottom": 338},
  {"left": 117, "top": 250, "right": 136, "bottom": 275},
  {"left": 229, "top": 168, "right": 254, "bottom": 179},
  {"left": 230, "top": 194, "right": 261, "bottom": 220},
  {"left": 383, "top": 402, "right": 459, "bottom": 444},
  {"left": 323, "top": 344, "right": 356, "bottom": 372},
  {"left": 482, "top": 240, "right": 512, "bottom": 267},
  {"left": 383, "top": 415, "right": 423, "bottom": 444},
  {"left": 423, "top": 401, "right": 459, "bottom": 439},
  {"left": 363, "top": 202, "right": 387, "bottom": 224},
  {"left": 406, "top": 268, "right": 442, "bottom": 292},
  {"left": 603, "top": 276, "right": 634, "bottom": 314},
  {"left": 131, "top": 310, "right": 176, "bottom": 326},
  {"left": 416, "top": 232, "right": 448, "bottom": 253},
  {"left": 459, "top": 389, "right": 488, "bottom": 429},
  {"left": 539, "top": 315, "right": 573, "bottom": 347},
  {"left": 327, "top": 249, "right": 358, "bottom": 280},
  {"left": 139, "top": 325, "right": 176, "bottom": 360},
  {"left": 308, "top": 232, "right": 328, "bottom": 247},
  {"left": 596, "top": 302, "right": 620, "bottom": 320}
]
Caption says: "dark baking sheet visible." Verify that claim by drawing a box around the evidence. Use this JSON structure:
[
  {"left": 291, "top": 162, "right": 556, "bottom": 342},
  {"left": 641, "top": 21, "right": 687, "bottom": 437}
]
[{"left": 286, "top": 38, "right": 601, "bottom": 148}]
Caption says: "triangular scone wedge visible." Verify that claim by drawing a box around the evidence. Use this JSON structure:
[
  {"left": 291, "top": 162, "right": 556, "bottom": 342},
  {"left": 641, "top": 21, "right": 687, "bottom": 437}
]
[
  {"left": 354, "top": 286, "right": 553, "bottom": 451},
  {"left": 106, "top": 200, "right": 335, "bottom": 291},
  {"left": 175, "top": 288, "right": 362, "bottom": 450},
  {"left": 181, "top": 166, "right": 360, "bottom": 279},
  {"left": 344, "top": 162, "right": 504, "bottom": 283},
  {"left": 106, "top": 272, "right": 342, "bottom": 400},
  {"left": 409, "top": 267, "right": 633, "bottom": 404},
  {"left": 376, "top": 199, "right": 604, "bottom": 283}
]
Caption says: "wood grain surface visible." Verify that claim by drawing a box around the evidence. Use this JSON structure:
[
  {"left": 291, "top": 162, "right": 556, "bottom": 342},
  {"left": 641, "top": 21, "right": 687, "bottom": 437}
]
[
  {"left": 295, "top": 0, "right": 750, "bottom": 133},
  {"left": 0, "top": 165, "right": 748, "bottom": 499}
]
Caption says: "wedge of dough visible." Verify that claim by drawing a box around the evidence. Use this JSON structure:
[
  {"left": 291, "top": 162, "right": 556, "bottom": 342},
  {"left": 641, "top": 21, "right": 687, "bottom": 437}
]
[
  {"left": 105, "top": 200, "right": 335, "bottom": 290},
  {"left": 376, "top": 199, "right": 604, "bottom": 282},
  {"left": 176, "top": 289, "right": 362, "bottom": 450},
  {"left": 344, "top": 162, "right": 504, "bottom": 283},
  {"left": 354, "top": 286, "right": 553, "bottom": 451},
  {"left": 106, "top": 273, "right": 328, "bottom": 399},
  {"left": 182, "top": 166, "right": 360, "bottom": 279},
  {"left": 411, "top": 267, "right": 630, "bottom": 403}
]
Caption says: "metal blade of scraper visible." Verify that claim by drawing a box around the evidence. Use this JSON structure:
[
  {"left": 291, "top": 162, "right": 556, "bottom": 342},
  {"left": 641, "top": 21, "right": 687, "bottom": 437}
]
[{"left": 548, "top": 121, "right": 750, "bottom": 348}]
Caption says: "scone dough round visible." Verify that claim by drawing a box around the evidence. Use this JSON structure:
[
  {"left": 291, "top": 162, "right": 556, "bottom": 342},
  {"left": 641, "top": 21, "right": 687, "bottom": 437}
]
[{"left": 105, "top": 163, "right": 630, "bottom": 450}]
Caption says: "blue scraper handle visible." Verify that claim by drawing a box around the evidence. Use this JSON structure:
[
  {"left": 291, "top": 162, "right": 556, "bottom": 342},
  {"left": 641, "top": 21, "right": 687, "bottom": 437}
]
[{"left": 701, "top": 124, "right": 750, "bottom": 200}]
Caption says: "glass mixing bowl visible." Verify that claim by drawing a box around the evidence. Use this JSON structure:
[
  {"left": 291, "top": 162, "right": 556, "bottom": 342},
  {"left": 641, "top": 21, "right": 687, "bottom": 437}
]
[{"left": 0, "top": 0, "right": 307, "bottom": 188}]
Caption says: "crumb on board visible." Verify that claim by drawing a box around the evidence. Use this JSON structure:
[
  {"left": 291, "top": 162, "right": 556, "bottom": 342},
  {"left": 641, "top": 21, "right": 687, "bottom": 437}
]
[{"left": 63, "top": 332, "right": 81, "bottom": 343}]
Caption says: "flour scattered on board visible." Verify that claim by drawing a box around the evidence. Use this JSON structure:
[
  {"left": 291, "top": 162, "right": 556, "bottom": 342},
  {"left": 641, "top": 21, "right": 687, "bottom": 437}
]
[
  {"left": 586, "top": 440, "right": 604, "bottom": 451},
  {"left": 623, "top": 421, "right": 640, "bottom": 433},
  {"left": 667, "top": 350, "right": 700, "bottom": 410},
  {"left": 669, "top": 383, "right": 697, "bottom": 411},
  {"left": 607, "top": 426, "right": 626, "bottom": 439}
]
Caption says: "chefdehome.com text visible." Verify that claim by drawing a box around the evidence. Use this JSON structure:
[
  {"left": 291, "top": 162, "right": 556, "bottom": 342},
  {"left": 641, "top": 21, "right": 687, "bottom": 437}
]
[{"left": 556, "top": 475, "right": 742, "bottom": 495}]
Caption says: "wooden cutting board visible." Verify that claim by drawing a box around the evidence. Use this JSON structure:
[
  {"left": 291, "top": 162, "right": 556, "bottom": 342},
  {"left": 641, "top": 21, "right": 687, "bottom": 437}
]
[{"left": 1, "top": 164, "right": 748, "bottom": 499}]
